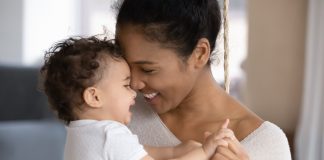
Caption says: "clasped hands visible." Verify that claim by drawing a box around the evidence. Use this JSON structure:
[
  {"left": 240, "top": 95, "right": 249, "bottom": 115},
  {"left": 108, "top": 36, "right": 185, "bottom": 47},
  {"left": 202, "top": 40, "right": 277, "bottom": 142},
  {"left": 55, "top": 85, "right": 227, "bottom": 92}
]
[{"left": 177, "top": 119, "right": 249, "bottom": 160}]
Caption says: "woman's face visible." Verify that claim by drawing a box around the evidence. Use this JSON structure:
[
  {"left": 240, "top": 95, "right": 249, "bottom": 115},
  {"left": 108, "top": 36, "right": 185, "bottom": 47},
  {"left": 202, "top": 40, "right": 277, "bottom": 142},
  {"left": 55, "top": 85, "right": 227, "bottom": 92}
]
[{"left": 117, "top": 25, "right": 197, "bottom": 114}]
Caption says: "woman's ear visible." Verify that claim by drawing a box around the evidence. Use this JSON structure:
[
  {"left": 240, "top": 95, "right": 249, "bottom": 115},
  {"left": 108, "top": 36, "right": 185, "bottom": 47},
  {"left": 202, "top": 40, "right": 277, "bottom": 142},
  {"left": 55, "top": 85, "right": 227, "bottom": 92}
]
[
  {"left": 189, "top": 38, "right": 211, "bottom": 69},
  {"left": 83, "top": 87, "right": 102, "bottom": 108}
]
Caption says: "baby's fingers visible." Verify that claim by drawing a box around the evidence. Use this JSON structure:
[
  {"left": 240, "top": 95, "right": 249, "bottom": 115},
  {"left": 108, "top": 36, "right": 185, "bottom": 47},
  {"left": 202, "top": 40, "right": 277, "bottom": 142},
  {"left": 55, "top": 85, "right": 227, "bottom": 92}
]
[
  {"left": 204, "top": 131, "right": 212, "bottom": 140},
  {"left": 221, "top": 118, "right": 230, "bottom": 129},
  {"left": 207, "top": 128, "right": 235, "bottom": 142}
]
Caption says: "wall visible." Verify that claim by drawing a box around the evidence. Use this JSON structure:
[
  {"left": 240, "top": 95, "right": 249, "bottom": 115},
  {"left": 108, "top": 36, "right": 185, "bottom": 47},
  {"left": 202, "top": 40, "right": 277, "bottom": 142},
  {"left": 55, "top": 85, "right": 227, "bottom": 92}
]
[
  {"left": 23, "top": 0, "right": 80, "bottom": 66},
  {"left": 243, "top": 0, "right": 307, "bottom": 133},
  {"left": 79, "top": 0, "right": 116, "bottom": 36},
  {"left": 0, "top": 0, "right": 116, "bottom": 66},
  {"left": 0, "top": 0, "right": 23, "bottom": 65}
]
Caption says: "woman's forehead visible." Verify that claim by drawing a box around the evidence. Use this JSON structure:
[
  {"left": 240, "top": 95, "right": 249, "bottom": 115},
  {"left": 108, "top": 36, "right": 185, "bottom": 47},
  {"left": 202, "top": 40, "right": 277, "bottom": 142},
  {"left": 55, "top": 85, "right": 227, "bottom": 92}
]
[{"left": 117, "top": 25, "right": 186, "bottom": 66}]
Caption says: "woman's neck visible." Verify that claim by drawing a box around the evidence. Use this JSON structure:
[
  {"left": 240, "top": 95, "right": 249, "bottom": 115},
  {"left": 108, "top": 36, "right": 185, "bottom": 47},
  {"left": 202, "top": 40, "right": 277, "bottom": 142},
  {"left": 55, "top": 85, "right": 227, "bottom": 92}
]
[{"left": 169, "top": 68, "right": 232, "bottom": 120}]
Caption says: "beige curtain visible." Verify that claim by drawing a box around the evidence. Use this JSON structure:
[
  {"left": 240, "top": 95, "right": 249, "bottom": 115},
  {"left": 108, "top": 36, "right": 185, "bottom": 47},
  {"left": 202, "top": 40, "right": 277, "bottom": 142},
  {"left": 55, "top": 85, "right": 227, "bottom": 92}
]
[{"left": 295, "top": 0, "right": 324, "bottom": 159}]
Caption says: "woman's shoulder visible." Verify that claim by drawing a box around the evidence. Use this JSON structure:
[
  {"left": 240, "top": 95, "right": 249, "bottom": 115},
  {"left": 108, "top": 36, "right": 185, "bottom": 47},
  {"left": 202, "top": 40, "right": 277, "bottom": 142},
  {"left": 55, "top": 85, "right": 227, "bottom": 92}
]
[
  {"left": 240, "top": 121, "right": 292, "bottom": 159},
  {"left": 240, "top": 121, "right": 288, "bottom": 143},
  {"left": 232, "top": 111, "right": 263, "bottom": 141}
]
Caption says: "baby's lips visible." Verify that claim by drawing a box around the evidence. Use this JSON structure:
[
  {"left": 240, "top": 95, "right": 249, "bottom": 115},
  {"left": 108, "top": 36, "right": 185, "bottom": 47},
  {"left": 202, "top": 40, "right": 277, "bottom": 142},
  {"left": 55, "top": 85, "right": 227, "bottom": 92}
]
[{"left": 130, "top": 100, "right": 136, "bottom": 107}]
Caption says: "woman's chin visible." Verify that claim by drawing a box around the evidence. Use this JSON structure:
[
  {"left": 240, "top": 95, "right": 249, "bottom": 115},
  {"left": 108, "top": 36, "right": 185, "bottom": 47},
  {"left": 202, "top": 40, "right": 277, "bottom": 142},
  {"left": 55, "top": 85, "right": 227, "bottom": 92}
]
[
  {"left": 150, "top": 104, "right": 172, "bottom": 114},
  {"left": 144, "top": 94, "right": 174, "bottom": 114}
]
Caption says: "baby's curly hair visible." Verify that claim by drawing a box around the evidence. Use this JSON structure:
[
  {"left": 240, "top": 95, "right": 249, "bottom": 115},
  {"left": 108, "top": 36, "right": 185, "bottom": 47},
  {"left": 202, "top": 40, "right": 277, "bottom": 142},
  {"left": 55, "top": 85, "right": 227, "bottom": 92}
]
[{"left": 40, "top": 36, "right": 122, "bottom": 124}]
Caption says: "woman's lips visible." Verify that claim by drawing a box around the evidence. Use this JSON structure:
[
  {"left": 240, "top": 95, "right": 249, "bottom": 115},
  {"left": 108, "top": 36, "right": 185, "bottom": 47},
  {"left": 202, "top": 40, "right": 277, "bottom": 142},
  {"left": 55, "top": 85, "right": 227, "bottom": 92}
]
[
  {"left": 143, "top": 92, "right": 158, "bottom": 99},
  {"left": 143, "top": 92, "right": 159, "bottom": 103}
]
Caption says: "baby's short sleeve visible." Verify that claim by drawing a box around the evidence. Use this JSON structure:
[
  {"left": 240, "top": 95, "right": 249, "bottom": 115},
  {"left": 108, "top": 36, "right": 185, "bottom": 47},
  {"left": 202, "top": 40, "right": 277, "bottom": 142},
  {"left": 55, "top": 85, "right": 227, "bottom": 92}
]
[{"left": 104, "top": 122, "right": 147, "bottom": 160}]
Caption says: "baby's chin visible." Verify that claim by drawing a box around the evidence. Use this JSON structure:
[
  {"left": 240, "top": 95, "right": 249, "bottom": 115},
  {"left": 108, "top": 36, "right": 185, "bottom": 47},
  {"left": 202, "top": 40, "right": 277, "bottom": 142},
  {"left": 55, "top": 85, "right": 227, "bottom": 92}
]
[{"left": 123, "top": 113, "right": 132, "bottom": 125}]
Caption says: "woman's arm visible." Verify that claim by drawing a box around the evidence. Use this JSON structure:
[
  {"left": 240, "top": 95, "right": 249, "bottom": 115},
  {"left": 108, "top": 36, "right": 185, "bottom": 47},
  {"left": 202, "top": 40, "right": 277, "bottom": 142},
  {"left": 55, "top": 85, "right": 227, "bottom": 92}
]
[{"left": 210, "top": 138, "right": 249, "bottom": 160}]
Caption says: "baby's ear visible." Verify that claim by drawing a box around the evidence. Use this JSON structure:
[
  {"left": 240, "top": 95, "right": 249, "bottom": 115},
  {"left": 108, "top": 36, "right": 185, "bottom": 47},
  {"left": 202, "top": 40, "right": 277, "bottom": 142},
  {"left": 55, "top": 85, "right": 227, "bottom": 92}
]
[{"left": 83, "top": 87, "right": 102, "bottom": 108}]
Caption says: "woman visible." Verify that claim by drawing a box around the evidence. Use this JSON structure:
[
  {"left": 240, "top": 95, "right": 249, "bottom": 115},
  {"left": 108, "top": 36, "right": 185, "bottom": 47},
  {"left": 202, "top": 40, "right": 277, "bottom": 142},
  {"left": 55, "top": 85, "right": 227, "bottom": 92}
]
[{"left": 115, "top": 0, "right": 291, "bottom": 159}]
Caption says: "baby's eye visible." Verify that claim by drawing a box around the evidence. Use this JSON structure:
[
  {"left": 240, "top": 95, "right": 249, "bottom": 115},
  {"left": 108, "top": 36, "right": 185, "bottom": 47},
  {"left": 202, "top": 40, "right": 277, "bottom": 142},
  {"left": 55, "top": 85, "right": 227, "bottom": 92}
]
[{"left": 124, "top": 84, "right": 131, "bottom": 89}]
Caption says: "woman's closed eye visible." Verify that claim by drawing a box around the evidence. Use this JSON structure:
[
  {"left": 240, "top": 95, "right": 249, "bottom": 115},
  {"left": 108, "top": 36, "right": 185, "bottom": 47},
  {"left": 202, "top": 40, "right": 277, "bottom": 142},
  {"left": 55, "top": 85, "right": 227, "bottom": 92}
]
[{"left": 141, "top": 68, "right": 155, "bottom": 74}]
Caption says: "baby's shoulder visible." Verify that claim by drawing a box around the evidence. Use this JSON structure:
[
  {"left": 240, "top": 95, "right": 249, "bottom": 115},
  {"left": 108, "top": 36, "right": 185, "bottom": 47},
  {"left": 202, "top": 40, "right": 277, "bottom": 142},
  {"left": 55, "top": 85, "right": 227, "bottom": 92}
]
[{"left": 100, "top": 120, "right": 132, "bottom": 136}]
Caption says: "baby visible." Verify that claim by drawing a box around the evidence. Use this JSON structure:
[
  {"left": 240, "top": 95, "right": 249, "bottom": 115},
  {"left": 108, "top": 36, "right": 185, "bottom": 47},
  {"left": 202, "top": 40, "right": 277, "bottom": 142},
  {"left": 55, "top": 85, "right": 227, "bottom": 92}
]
[{"left": 40, "top": 36, "right": 234, "bottom": 160}]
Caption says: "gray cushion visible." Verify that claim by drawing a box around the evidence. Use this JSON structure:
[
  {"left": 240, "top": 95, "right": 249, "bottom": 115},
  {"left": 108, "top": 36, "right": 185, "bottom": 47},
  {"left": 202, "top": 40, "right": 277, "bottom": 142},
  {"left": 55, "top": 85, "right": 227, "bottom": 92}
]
[
  {"left": 0, "top": 121, "right": 66, "bottom": 160},
  {"left": 0, "top": 65, "right": 53, "bottom": 120}
]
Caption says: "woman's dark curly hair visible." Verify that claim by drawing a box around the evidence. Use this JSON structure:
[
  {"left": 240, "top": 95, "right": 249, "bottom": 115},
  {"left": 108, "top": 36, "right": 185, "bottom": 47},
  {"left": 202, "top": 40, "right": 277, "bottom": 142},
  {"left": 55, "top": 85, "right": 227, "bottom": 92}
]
[{"left": 40, "top": 36, "right": 121, "bottom": 124}]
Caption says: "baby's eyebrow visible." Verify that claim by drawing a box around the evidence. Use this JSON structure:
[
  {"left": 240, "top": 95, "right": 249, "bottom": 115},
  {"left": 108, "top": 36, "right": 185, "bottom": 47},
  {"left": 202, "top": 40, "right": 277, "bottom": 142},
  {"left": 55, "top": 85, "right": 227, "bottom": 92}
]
[{"left": 123, "top": 76, "right": 130, "bottom": 81}]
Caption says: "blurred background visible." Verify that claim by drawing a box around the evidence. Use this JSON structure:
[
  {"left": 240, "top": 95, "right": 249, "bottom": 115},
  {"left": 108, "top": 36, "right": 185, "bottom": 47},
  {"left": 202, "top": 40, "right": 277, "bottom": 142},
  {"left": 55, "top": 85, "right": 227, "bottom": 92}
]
[{"left": 0, "top": 0, "right": 323, "bottom": 160}]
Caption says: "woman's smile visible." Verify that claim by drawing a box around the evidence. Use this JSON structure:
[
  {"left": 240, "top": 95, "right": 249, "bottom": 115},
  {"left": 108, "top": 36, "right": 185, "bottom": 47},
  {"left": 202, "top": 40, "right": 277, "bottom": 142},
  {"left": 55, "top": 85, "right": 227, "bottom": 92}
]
[{"left": 143, "top": 92, "right": 160, "bottom": 105}]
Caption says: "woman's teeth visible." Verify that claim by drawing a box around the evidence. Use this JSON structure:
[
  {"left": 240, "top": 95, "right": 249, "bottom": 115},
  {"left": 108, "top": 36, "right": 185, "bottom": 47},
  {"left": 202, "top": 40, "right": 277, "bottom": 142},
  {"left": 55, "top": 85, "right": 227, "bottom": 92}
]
[{"left": 143, "top": 93, "right": 158, "bottom": 99}]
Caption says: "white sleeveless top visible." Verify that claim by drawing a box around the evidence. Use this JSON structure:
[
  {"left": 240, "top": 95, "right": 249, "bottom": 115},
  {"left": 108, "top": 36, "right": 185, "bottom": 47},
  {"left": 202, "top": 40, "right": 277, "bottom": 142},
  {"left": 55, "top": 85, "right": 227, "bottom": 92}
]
[{"left": 128, "top": 96, "right": 292, "bottom": 160}]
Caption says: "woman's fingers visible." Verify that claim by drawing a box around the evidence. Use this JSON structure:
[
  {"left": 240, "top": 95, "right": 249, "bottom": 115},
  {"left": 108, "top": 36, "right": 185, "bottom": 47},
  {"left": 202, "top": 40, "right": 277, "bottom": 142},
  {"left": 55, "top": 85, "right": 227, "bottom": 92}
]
[
  {"left": 203, "top": 138, "right": 229, "bottom": 158},
  {"left": 211, "top": 152, "right": 228, "bottom": 160},
  {"left": 216, "top": 146, "right": 239, "bottom": 160},
  {"left": 226, "top": 138, "right": 242, "bottom": 155},
  {"left": 212, "top": 145, "right": 248, "bottom": 160},
  {"left": 205, "top": 119, "right": 250, "bottom": 160},
  {"left": 225, "top": 136, "right": 247, "bottom": 156},
  {"left": 218, "top": 138, "right": 249, "bottom": 160}
]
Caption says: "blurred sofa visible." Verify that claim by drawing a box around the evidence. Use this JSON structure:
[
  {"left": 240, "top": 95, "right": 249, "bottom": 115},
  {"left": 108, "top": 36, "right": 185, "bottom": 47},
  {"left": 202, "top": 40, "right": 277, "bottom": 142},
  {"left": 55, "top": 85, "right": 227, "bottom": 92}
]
[{"left": 0, "top": 65, "right": 66, "bottom": 160}]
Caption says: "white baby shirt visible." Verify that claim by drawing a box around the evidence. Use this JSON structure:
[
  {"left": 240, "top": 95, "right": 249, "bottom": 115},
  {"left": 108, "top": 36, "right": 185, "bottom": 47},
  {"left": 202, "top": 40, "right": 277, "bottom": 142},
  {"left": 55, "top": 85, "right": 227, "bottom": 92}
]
[{"left": 64, "top": 120, "right": 147, "bottom": 160}]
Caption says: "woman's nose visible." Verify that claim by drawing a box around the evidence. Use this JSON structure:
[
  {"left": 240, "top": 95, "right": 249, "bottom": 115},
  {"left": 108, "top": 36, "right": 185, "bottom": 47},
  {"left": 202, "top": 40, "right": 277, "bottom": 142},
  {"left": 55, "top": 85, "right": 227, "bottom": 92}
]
[{"left": 131, "top": 74, "right": 145, "bottom": 90}]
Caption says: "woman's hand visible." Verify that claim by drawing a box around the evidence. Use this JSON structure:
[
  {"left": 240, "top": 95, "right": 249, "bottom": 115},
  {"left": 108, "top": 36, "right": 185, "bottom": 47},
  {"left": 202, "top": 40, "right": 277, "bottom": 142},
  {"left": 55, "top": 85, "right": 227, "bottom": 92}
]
[
  {"left": 209, "top": 121, "right": 249, "bottom": 160},
  {"left": 210, "top": 138, "right": 249, "bottom": 160},
  {"left": 204, "top": 119, "right": 249, "bottom": 160}
]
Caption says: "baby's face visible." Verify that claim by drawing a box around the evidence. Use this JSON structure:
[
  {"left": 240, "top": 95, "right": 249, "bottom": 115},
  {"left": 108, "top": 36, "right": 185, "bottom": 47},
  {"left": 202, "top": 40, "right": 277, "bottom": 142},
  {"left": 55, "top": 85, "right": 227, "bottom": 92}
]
[{"left": 95, "top": 57, "right": 136, "bottom": 124}]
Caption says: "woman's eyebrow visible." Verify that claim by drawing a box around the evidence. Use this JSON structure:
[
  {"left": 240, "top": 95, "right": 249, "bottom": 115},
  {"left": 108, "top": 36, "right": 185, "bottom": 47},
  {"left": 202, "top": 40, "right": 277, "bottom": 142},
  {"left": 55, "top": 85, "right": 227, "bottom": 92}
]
[{"left": 133, "top": 60, "right": 155, "bottom": 65}]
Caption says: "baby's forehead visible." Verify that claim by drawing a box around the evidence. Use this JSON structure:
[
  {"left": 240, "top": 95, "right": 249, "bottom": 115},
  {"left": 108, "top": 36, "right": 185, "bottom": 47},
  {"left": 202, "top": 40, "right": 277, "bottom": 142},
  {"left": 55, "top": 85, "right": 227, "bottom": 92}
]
[
  {"left": 98, "top": 54, "right": 130, "bottom": 76},
  {"left": 99, "top": 53, "right": 127, "bottom": 66}
]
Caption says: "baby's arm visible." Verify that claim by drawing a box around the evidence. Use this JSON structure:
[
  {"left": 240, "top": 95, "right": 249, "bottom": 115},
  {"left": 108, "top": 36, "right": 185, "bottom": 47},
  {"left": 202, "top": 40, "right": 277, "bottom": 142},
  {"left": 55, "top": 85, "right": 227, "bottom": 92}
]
[
  {"left": 143, "top": 146, "right": 174, "bottom": 160},
  {"left": 140, "top": 119, "right": 233, "bottom": 160},
  {"left": 141, "top": 139, "right": 227, "bottom": 160},
  {"left": 143, "top": 140, "right": 201, "bottom": 160},
  {"left": 141, "top": 145, "right": 207, "bottom": 160},
  {"left": 141, "top": 130, "right": 233, "bottom": 159}
]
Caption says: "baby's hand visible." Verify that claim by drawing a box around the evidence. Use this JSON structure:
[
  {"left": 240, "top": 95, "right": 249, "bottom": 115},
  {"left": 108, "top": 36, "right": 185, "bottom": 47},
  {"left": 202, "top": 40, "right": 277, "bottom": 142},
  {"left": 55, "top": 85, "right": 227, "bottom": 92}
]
[
  {"left": 202, "top": 119, "right": 236, "bottom": 158},
  {"left": 174, "top": 140, "right": 202, "bottom": 157}
]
